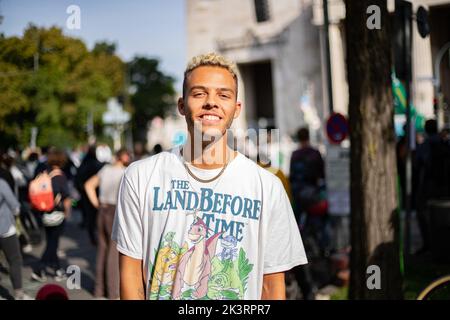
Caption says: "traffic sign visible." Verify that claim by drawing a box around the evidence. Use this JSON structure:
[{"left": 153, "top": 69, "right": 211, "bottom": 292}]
[{"left": 326, "top": 113, "right": 349, "bottom": 144}]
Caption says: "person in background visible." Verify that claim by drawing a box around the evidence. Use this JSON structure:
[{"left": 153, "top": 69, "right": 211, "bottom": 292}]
[
  {"left": 84, "top": 148, "right": 130, "bottom": 299},
  {"left": 31, "top": 148, "right": 72, "bottom": 282},
  {"left": 0, "top": 178, "right": 33, "bottom": 300},
  {"left": 289, "top": 127, "right": 328, "bottom": 300},
  {"left": 33, "top": 146, "right": 50, "bottom": 177},
  {"left": 75, "top": 145, "right": 104, "bottom": 244},
  {"left": 133, "top": 142, "right": 149, "bottom": 161},
  {"left": 256, "top": 128, "right": 292, "bottom": 203},
  {"left": 415, "top": 120, "right": 450, "bottom": 255},
  {"left": 152, "top": 143, "right": 163, "bottom": 156},
  {"left": 24, "top": 151, "right": 40, "bottom": 182},
  {"left": 0, "top": 151, "right": 15, "bottom": 192}
]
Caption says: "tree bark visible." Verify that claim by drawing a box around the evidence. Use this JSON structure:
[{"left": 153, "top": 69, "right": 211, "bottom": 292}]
[{"left": 345, "top": 0, "right": 403, "bottom": 299}]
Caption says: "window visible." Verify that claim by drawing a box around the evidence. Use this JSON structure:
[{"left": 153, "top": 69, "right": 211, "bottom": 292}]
[{"left": 254, "top": 0, "right": 270, "bottom": 23}]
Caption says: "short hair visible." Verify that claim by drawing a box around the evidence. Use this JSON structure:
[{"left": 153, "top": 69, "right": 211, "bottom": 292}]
[
  {"left": 424, "top": 119, "right": 438, "bottom": 135},
  {"left": 182, "top": 52, "right": 239, "bottom": 99},
  {"left": 47, "top": 148, "right": 67, "bottom": 168},
  {"left": 115, "top": 148, "right": 130, "bottom": 159},
  {"left": 297, "top": 127, "right": 310, "bottom": 142}
]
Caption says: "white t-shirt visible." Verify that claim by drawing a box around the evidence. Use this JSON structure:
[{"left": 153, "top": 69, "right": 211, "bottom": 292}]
[
  {"left": 112, "top": 148, "right": 307, "bottom": 300},
  {"left": 98, "top": 164, "right": 125, "bottom": 206}
]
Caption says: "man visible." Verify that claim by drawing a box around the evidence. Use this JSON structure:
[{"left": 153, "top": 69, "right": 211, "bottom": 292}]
[
  {"left": 415, "top": 119, "right": 450, "bottom": 254},
  {"left": 112, "top": 53, "right": 307, "bottom": 300},
  {"left": 289, "top": 127, "right": 327, "bottom": 300},
  {"left": 84, "top": 148, "right": 130, "bottom": 299}
]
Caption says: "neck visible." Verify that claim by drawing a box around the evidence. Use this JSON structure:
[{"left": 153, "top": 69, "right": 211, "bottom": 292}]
[
  {"left": 183, "top": 131, "right": 235, "bottom": 169},
  {"left": 300, "top": 141, "right": 310, "bottom": 148},
  {"left": 114, "top": 161, "right": 125, "bottom": 168}
]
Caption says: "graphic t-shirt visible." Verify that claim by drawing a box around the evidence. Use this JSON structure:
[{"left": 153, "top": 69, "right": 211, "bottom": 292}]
[{"left": 111, "top": 148, "right": 307, "bottom": 300}]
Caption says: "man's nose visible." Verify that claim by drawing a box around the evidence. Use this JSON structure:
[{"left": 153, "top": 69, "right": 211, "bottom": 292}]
[{"left": 204, "top": 94, "right": 218, "bottom": 108}]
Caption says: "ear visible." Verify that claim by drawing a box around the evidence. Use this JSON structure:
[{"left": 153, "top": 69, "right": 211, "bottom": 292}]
[
  {"left": 177, "top": 97, "right": 185, "bottom": 116},
  {"left": 233, "top": 101, "right": 242, "bottom": 119}
]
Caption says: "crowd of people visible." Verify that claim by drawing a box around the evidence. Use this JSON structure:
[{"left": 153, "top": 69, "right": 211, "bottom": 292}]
[
  {"left": 0, "top": 117, "right": 449, "bottom": 300},
  {"left": 0, "top": 143, "right": 156, "bottom": 300}
]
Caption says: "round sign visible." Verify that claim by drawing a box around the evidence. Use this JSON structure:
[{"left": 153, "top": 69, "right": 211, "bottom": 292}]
[{"left": 326, "top": 113, "right": 349, "bottom": 144}]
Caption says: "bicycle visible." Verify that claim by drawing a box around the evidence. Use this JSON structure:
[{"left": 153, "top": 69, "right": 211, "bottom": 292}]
[{"left": 417, "top": 275, "right": 450, "bottom": 300}]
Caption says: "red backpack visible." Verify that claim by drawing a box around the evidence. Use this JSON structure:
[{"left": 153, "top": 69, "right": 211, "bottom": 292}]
[{"left": 28, "top": 169, "right": 62, "bottom": 212}]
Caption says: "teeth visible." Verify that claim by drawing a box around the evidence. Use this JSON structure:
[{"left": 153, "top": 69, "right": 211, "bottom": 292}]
[{"left": 203, "top": 115, "right": 219, "bottom": 121}]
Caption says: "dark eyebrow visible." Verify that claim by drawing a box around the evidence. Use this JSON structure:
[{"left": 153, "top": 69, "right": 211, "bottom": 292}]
[
  {"left": 216, "top": 88, "right": 235, "bottom": 94},
  {"left": 189, "top": 86, "right": 235, "bottom": 94},
  {"left": 189, "top": 86, "right": 208, "bottom": 92}
]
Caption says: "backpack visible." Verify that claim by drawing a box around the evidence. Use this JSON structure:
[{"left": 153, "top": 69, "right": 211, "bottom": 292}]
[{"left": 28, "top": 169, "right": 62, "bottom": 212}]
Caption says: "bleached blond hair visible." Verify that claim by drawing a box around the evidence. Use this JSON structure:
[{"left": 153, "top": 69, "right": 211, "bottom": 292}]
[{"left": 182, "top": 52, "right": 239, "bottom": 99}]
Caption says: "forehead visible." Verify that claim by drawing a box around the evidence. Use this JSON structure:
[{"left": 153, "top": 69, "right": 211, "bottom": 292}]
[{"left": 186, "top": 66, "right": 236, "bottom": 91}]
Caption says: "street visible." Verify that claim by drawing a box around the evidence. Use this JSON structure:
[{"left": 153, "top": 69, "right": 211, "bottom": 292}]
[{"left": 0, "top": 210, "right": 95, "bottom": 300}]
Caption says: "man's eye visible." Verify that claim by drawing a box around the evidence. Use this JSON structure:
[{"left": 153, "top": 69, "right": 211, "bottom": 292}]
[
  {"left": 193, "top": 92, "right": 205, "bottom": 97},
  {"left": 220, "top": 94, "right": 230, "bottom": 99}
]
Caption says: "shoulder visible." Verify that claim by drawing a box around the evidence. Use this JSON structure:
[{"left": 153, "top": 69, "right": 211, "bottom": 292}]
[
  {"left": 98, "top": 164, "right": 113, "bottom": 174},
  {"left": 0, "top": 178, "right": 9, "bottom": 189}
]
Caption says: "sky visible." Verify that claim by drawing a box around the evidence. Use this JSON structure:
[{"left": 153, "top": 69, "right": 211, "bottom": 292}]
[{"left": 0, "top": 0, "right": 186, "bottom": 90}]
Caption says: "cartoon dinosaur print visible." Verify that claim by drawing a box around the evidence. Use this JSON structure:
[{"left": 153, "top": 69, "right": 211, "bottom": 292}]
[
  {"left": 172, "top": 217, "right": 223, "bottom": 299},
  {"left": 150, "top": 245, "right": 180, "bottom": 295}
]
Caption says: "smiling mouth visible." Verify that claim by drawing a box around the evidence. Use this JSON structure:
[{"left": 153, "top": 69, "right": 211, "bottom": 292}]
[
  {"left": 189, "top": 233, "right": 202, "bottom": 241},
  {"left": 199, "top": 114, "right": 222, "bottom": 123}
]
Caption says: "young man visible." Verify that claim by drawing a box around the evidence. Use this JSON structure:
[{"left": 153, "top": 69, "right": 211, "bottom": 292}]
[{"left": 112, "top": 53, "right": 307, "bottom": 300}]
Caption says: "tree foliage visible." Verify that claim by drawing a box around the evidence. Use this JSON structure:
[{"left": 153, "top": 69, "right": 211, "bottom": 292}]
[
  {"left": 0, "top": 25, "right": 177, "bottom": 150},
  {"left": 128, "top": 56, "right": 176, "bottom": 144},
  {"left": 0, "top": 25, "right": 125, "bottom": 149}
]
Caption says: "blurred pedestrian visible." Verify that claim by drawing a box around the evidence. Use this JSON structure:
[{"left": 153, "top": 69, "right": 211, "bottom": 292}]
[
  {"left": 33, "top": 146, "right": 51, "bottom": 177},
  {"left": 0, "top": 151, "right": 15, "bottom": 192},
  {"left": 133, "top": 142, "right": 149, "bottom": 161},
  {"left": 289, "top": 127, "right": 328, "bottom": 300},
  {"left": 31, "top": 148, "right": 72, "bottom": 282},
  {"left": 74, "top": 145, "right": 104, "bottom": 245},
  {"left": 0, "top": 178, "right": 33, "bottom": 300},
  {"left": 84, "top": 148, "right": 130, "bottom": 299},
  {"left": 415, "top": 120, "right": 450, "bottom": 254}
]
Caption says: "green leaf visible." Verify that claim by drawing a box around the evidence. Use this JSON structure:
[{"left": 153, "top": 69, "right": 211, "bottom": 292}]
[
  {"left": 222, "top": 290, "right": 239, "bottom": 300},
  {"left": 237, "top": 248, "right": 254, "bottom": 293},
  {"left": 182, "top": 289, "right": 194, "bottom": 299}
]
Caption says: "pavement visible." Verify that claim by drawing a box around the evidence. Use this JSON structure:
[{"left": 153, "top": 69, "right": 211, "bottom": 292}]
[{"left": 0, "top": 210, "right": 96, "bottom": 300}]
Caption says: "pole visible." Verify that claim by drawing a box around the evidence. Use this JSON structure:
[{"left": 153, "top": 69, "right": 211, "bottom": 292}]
[
  {"left": 323, "top": 0, "right": 334, "bottom": 114},
  {"left": 403, "top": 2, "right": 413, "bottom": 257}
]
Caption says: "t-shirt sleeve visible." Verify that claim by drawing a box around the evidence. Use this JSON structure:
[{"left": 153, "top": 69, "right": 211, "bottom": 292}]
[
  {"left": 263, "top": 177, "right": 308, "bottom": 274},
  {"left": 0, "top": 179, "right": 20, "bottom": 214},
  {"left": 111, "top": 172, "right": 143, "bottom": 260}
]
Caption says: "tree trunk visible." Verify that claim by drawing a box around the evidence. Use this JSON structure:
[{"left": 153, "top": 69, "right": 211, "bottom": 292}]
[{"left": 345, "top": 0, "right": 403, "bottom": 299}]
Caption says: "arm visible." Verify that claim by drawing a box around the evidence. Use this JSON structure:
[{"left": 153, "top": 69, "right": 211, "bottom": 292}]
[
  {"left": 261, "top": 272, "right": 286, "bottom": 300},
  {"left": 119, "top": 253, "right": 146, "bottom": 300},
  {"left": 84, "top": 174, "right": 100, "bottom": 209},
  {"left": 0, "top": 180, "right": 20, "bottom": 215},
  {"left": 63, "top": 198, "right": 72, "bottom": 219}
]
